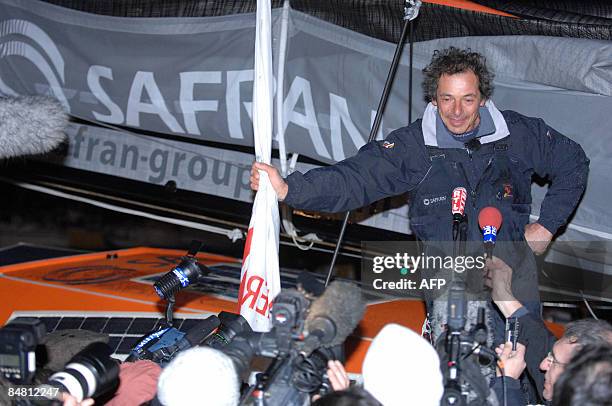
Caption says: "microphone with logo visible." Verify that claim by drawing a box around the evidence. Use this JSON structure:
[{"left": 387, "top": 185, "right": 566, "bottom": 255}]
[
  {"left": 478, "top": 206, "right": 503, "bottom": 258},
  {"left": 451, "top": 187, "right": 467, "bottom": 241},
  {"left": 0, "top": 95, "right": 68, "bottom": 159}
]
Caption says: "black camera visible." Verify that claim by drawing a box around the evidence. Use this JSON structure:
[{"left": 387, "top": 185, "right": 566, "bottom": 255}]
[
  {"left": 0, "top": 319, "right": 119, "bottom": 405},
  {"left": 127, "top": 312, "right": 252, "bottom": 366},
  {"left": 221, "top": 288, "right": 352, "bottom": 405},
  {"left": 0, "top": 318, "right": 46, "bottom": 384},
  {"left": 48, "top": 342, "right": 119, "bottom": 402}
]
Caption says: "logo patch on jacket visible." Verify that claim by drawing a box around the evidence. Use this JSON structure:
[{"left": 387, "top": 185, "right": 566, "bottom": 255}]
[
  {"left": 423, "top": 195, "right": 446, "bottom": 206},
  {"left": 503, "top": 183, "right": 513, "bottom": 199},
  {"left": 382, "top": 141, "right": 395, "bottom": 149}
]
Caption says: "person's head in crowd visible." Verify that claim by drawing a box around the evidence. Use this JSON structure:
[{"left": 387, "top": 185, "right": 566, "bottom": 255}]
[
  {"left": 362, "top": 323, "right": 443, "bottom": 406},
  {"left": 552, "top": 344, "right": 612, "bottom": 406},
  {"left": 157, "top": 347, "right": 240, "bottom": 406},
  {"left": 312, "top": 386, "right": 382, "bottom": 406},
  {"left": 540, "top": 319, "right": 612, "bottom": 401}
]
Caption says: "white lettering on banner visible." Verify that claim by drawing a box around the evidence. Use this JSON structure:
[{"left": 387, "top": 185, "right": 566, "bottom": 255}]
[
  {"left": 283, "top": 76, "right": 331, "bottom": 159},
  {"left": 1, "top": 19, "right": 383, "bottom": 164},
  {"left": 58, "top": 123, "right": 411, "bottom": 234},
  {"left": 179, "top": 71, "right": 222, "bottom": 135},
  {"left": 67, "top": 124, "right": 254, "bottom": 199},
  {"left": 126, "top": 71, "right": 185, "bottom": 133},
  {"left": 83, "top": 67, "right": 354, "bottom": 162},
  {"left": 330, "top": 93, "right": 366, "bottom": 161},
  {"left": 226, "top": 69, "right": 254, "bottom": 140},
  {"left": 87, "top": 65, "right": 125, "bottom": 124}
]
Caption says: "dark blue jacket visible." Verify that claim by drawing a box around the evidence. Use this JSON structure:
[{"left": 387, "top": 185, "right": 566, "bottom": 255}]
[{"left": 284, "top": 110, "right": 588, "bottom": 241}]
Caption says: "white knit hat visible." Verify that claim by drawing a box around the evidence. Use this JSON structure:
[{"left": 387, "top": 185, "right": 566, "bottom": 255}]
[
  {"left": 157, "top": 347, "right": 240, "bottom": 406},
  {"left": 362, "top": 323, "right": 443, "bottom": 406}
]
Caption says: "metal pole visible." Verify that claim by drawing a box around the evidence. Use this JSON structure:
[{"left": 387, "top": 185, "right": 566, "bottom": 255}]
[{"left": 324, "top": 2, "right": 421, "bottom": 286}]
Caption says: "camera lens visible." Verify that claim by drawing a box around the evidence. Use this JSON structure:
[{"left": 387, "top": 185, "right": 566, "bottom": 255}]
[{"left": 49, "top": 342, "right": 119, "bottom": 401}]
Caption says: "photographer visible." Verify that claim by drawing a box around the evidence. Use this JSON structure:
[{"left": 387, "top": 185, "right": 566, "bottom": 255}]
[
  {"left": 485, "top": 257, "right": 612, "bottom": 404},
  {"left": 552, "top": 344, "right": 612, "bottom": 406},
  {"left": 485, "top": 256, "right": 554, "bottom": 402}
]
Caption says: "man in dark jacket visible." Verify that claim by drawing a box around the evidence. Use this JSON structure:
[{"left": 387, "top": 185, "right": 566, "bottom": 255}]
[{"left": 251, "top": 46, "right": 588, "bottom": 334}]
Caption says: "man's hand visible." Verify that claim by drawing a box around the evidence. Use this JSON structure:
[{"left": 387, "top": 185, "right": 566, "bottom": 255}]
[
  {"left": 312, "top": 360, "right": 350, "bottom": 402},
  {"left": 495, "top": 342, "right": 527, "bottom": 379},
  {"left": 326, "top": 360, "right": 350, "bottom": 391},
  {"left": 60, "top": 393, "right": 94, "bottom": 406},
  {"left": 524, "top": 222, "right": 553, "bottom": 255},
  {"left": 485, "top": 256, "right": 523, "bottom": 318},
  {"left": 250, "top": 162, "right": 289, "bottom": 201}
]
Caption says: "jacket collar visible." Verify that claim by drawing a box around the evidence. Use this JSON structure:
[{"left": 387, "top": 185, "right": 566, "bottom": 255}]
[{"left": 422, "top": 100, "right": 510, "bottom": 147}]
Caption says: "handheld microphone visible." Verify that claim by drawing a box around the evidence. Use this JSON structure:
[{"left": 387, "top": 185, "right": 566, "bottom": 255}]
[
  {"left": 451, "top": 187, "right": 467, "bottom": 223},
  {"left": 0, "top": 95, "right": 68, "bottom": 159},
  {"left": 478, "top": 207, "right": 503, "bottom": 258},
  {"left": 302, "top": 281, "right": 365, "bottom": 356}
]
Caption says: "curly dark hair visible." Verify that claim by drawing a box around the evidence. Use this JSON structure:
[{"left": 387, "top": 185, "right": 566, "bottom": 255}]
[{"left": 422, "top": 47, "right": 494, "bottom": 102}]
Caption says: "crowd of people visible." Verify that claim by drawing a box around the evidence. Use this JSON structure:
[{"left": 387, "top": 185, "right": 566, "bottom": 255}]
[{"left": 1, "top": 254, "right": 609, "bottom": 406}]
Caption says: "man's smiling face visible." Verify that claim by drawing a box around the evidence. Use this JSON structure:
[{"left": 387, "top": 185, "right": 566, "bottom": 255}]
[{"left": 432, "top": 70, "right": 485, "bottom": 135}]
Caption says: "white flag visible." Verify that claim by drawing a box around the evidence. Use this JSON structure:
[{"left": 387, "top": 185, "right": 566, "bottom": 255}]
[{"left": 238, "top": 0, "right": 281, "bottom": 332}]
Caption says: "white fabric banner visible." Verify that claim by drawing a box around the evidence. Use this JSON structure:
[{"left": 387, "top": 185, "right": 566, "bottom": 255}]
[{"left": 238, "top": 0, "right": 281, "bottom": 332}]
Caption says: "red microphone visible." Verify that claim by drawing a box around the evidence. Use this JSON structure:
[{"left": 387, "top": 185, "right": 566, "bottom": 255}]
[
  {"left": 451, "top": 187, "right": 467, "bottom": 222},
  {"left": 478, "top": 207, "right": 503, "bottom": 258}
]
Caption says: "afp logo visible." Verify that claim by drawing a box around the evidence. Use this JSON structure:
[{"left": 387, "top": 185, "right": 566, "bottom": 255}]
[{"left": 0, "top": 19, "right": 69, "bottom": 110}]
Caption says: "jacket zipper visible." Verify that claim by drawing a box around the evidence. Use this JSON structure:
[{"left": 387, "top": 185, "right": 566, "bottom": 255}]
[{"left": 462, "top": 148, "right": 494, "bottom": 209}]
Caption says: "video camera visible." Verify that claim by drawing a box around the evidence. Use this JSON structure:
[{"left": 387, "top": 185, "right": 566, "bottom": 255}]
[
  {"left": 0, "top": 318, "right": 119, "bottom": 405},
  {"left": 133, "top": 242, "right": 363, "bottom": 405},
  {"left": 221, "top": 281, "right": 364, "bottom": 405},
  {"left": 126, "top": 311, "right": 252, "bottom": 366}
]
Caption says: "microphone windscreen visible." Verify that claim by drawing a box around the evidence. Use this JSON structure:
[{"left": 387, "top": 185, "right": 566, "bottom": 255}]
[
  {"left": 305, "top": 280, "right": 365, "bottom": 348},
  {"left": 363, "top": 324, "right": 443, "bottom": 406},
  {"left": 478, "top": 206, "right": 503, "bottom": 230},
  {"left": 0, "top": 95, "right": 68, "bottom": 159},
  {"left": 157, "top": 347, "right": 239, "bottom": 406}
]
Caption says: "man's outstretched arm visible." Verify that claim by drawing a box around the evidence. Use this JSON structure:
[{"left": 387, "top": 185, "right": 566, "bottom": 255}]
[
  {"left": 486, "top": 256, "right": 556, "bottom": 398},
  {"left": 251, "top": 127, "right": 431, "bottom": 213}
]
